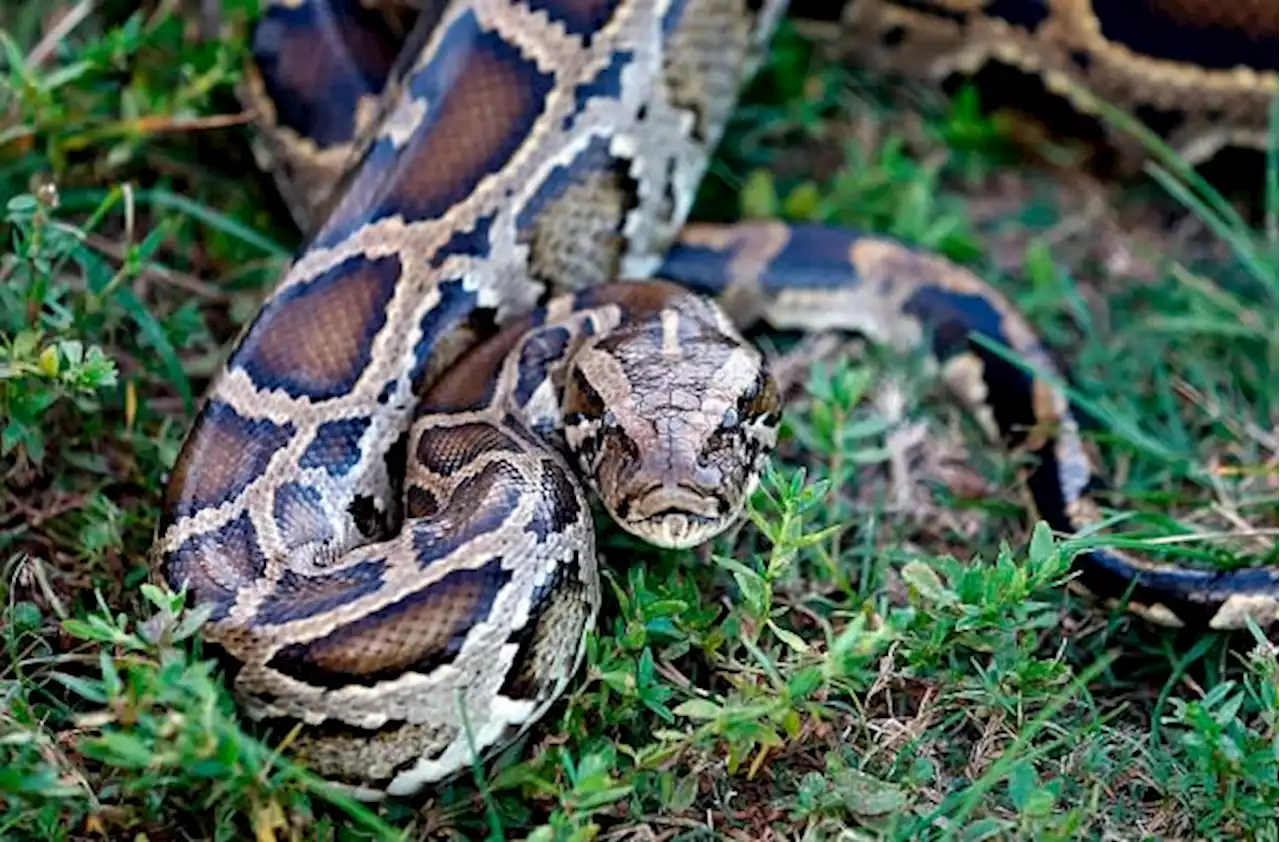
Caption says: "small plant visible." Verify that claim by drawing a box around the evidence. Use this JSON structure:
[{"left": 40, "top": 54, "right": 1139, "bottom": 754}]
[{"left": 1, "top": 191, "right": 120, "bottom": 469}]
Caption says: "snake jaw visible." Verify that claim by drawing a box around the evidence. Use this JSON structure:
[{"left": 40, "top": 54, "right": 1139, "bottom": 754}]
[
  {"left": 584, "top": 441, "right": 750, "bottom": 549},
  {"left": 619, "top": 510, "right": 730, "bottom": 549},
  {"left": 610, "top": 480, "right": 737, "bottom": 549}
]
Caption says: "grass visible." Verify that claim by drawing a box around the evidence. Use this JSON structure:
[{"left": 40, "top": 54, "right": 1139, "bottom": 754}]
[{"left": 1, "top": 3, "right": 1277, "bottom": 841}]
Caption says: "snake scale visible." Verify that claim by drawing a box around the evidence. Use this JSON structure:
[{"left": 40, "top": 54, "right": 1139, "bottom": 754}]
[{"left": 152, "top": 0, "right": 1280, "bottom": 799}]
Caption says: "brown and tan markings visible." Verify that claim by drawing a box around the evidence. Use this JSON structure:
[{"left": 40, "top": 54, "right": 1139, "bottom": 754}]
[
  {"left": 156, "top": 0, "right": 1279, "bottom": 800},
  {"left": 792, "top": 0, "right": 1277, "bottom": 168}
]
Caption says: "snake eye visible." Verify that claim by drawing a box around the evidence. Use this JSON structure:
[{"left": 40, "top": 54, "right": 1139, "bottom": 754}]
[
  {"left": 602, "top": 410, "right": 619, "bottom": 430},
  {"left": 720, "top": 407, "right": 739, "bottom": 429}
]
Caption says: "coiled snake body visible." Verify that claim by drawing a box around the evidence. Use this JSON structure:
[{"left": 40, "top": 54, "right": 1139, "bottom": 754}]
[{"left": 154, "top": 0, "right": 1280, "bottom": 798}]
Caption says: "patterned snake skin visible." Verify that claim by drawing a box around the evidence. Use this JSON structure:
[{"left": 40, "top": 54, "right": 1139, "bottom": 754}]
[
  {"left": 792, "top": 0, "right": 1278, "bottom": 168},
  {"left": 152, "top": 0, "right": 1280, "bottom": 799}
]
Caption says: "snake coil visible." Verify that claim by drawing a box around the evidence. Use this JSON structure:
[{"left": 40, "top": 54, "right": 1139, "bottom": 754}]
[{"left": 153, "top": 0, "right": 1280, "bottom": 798}]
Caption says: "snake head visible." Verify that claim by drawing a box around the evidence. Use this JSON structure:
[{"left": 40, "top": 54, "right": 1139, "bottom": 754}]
[{"left": 562, "top": 291, "right": 781, "bottom": 549}]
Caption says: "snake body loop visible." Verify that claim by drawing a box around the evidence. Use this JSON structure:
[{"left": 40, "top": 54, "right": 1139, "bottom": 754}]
[{"left": 154, "top": 0, "right": 1280, "bottom": 798}]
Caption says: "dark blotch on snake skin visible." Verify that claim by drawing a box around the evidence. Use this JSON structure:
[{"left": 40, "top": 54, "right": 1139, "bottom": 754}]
[
  {"left": 513, "top": 325, "right": 573, "bottom": 407},
  {"left": 300, "top": 416, "right": 372, "bottom": 477},
  {"left": 165, "top": 512, "right": 268, "bottom": 622},
  {"left": 272, "top": 481, "right": 335, "bottom": 552},
  {"left": 408, "top": 461, "right": 526, "bottom": 567},
  {"left": 263, "top": 557, "right": 513, "bottom": 687},
  {"left": 526, "top": 0, "right": 625, "bottom": 42},
  {"left": 231, "top": 254, "right": 403, "bottom": 400},
  {"left": 758, "top": 225, "right": 860, "bottom": 291},
  {"left": 571, "top": 47, "right": 632, "bottom": 112},
  {"left": 526, "top": 458, "right": 584, "bottom": 543},
  {"left": 254, "top": 557, "right": 390, "bottom": 627},
  {"left": 405, "top": 485, "right": 442, "bottom": 518},
  {"left": 427, "top": 212, "right": 495, "bottom": 268},
  {"left": 1092, "top": 2, "right": 1276, "bottom": 72},
  {"left": 250, "top": 0, "right": 402, "bottom": 147},
  {"left": 312, "top": 9, "right": 556, "bottom": 248},
  {"left": 984, "top": 0, "right": 1051, "bottom": 31},
  {"left": 408, "top": 277, "right": 482, "bottom": 389},
  {"left": 414, "top": 421, "right": 524, "bottom": 477},
  {"left": 162, "top": 400, "right": 296, "bottom": 523}
]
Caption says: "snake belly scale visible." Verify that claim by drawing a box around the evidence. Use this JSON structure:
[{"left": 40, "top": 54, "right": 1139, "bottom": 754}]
[{"left": 152, "top": 0, "right": 1280, "bottom": 798}]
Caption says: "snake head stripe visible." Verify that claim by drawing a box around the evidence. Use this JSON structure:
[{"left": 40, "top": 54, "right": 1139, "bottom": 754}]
[{"left": 562, "top": 289, "right": 781, "bottom": 549}]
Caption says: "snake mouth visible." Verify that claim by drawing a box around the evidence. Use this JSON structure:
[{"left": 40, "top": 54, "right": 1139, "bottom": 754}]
[
  {"left": 621, "top": 509, "right": 728, "bottom": 549},
  {"left": 611, "top": 485, "right": 736, "bottom": 549}
]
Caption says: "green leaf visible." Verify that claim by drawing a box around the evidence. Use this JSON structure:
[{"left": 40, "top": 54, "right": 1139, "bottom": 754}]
[
  {"left": 901, "top": 560, "right": 952, "bottom": 604},
  {"left": 92, "top": 731, "right": 155, "bottom": 768},
  {"left": 49, "top": 673, "right": 107, "bottom": 704},
  {"left": 767, "top": 620, "right": 810, "bottom": 654},
  {"left": 740, "top": 169, "right": 778, "bottom": 219},
  {"left": 1007, "top": 760, "right": 1038, "bottom": 811},
  {"left": 673, "top": 698, "right": 722, "bottom": 720},
  {"left": 960, "top": 818, "right": 1013, "bottom": 841},
  {"left": 572, "top": 785, "right": 632, "bottom": 811},
  {"left": 1028, "top": 521, "right": 1058, "bottom": 567}
]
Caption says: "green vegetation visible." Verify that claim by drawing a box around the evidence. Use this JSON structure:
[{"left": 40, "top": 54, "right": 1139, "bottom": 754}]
[{"left": 2, "top": 5, "right": 1275, "bottom": 841}]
